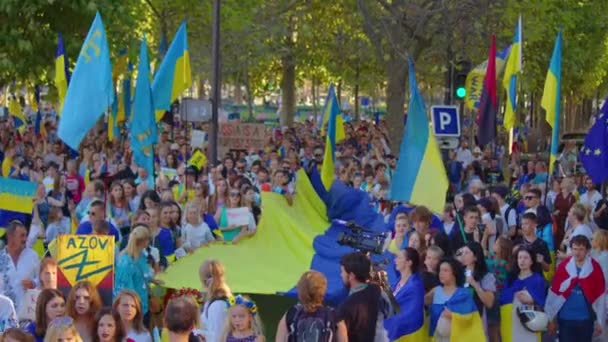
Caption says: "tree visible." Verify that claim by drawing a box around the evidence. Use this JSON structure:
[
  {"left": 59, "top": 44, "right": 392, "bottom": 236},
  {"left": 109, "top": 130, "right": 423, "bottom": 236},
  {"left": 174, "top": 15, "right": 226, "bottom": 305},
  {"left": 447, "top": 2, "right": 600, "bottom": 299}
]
[{"left": 0, "top": 0, "right": 146, "bottom": 87}]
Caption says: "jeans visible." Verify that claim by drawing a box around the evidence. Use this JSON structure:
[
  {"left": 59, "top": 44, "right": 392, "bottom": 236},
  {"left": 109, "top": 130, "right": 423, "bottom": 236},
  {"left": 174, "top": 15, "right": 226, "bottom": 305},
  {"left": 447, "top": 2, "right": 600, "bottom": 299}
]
[{"left": 558, "top": 319, "right": 594, "bottom": 342}]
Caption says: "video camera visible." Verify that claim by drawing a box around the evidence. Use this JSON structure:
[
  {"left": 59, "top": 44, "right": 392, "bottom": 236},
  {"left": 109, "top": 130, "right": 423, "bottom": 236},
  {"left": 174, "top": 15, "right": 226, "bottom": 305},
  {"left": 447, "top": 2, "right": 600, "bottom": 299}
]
[
  {"left": 334, "top": 220, "right": 399, "bottom": 314},
  {"left": 335, "top": 220, "right": 388, "bottom": 255}
]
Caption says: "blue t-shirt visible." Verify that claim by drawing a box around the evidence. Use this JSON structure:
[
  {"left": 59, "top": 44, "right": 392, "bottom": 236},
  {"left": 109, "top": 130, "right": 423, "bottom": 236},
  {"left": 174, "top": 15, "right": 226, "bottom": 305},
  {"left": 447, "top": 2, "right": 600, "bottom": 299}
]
[
  {"left": 559, "top": 268, "right": 590, "bottom": 320},
  {"left": 154, "top": 227, "right": 175, "bottom": 257},
  {"left": 447, "top": 160, "right": 463, "bottom": 184},
  {"left": 75, "top": 221, "right": 120, "bottom": 242}
]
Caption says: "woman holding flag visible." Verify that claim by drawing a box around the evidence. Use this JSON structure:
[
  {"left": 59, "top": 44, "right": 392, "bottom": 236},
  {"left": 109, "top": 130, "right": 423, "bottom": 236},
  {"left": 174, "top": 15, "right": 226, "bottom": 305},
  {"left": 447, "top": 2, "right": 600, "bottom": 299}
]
[
  {"left": 383, "top": 247, "right": 426, "bottom": 341},
  {"left": 428, "top": 258, "right": 485, "bottom": 341},
  {"left": 499, "top": 247, "right": 546, "bottom": 342}
]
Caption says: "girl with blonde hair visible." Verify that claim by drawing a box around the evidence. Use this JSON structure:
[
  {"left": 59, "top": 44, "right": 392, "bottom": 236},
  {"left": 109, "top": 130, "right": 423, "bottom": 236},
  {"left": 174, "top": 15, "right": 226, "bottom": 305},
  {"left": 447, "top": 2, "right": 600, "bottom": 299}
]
[
  {"left": 43, "top": 316, "right": 82, "bottom": 342},
  {"left": 66, "top": 281, "right": 102, "bottom": 341},
  {"left": 114, "top": 226, "right": 153, "bottom": 322},
  {"left": 177, "top": 202, "right": 215, "bottom": 258},
  {"left": 199, "top": 259, "right": 232, "bottom": 342},
  {"left": 220, "top": 295, "right": 265, "bottom": 342}
]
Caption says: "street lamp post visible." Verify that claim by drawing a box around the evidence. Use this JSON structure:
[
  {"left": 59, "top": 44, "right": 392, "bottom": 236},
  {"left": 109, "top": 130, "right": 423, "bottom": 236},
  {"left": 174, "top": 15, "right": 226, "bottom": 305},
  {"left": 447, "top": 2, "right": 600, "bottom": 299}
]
[{"left": 209, "top": 0, "right": 221, "bottom": 166}]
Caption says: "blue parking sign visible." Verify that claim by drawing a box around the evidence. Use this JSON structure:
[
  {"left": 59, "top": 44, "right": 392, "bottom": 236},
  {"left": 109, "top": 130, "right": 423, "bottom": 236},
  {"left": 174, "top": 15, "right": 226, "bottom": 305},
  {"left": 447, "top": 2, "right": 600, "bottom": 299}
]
[{"left": 430, "top": 106, "right": 460, "bottom": 137}]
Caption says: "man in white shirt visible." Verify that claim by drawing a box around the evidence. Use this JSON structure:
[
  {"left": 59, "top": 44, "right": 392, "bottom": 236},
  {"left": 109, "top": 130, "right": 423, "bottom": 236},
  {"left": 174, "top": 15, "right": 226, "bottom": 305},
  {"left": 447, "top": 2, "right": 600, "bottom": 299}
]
[
  {"left": 0, "top": 221, "right": 40, "bottom": 313},
  {"left": 579, "top": 177, "right": 602, "bottom": 227},
  {"left": 456, "top": 139, "right": 473, "bottom": 168}
]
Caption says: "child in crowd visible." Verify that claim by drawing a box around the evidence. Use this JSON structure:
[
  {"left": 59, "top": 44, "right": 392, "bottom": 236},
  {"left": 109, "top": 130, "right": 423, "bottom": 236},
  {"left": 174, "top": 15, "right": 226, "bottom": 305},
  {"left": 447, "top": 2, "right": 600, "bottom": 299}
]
[{"left": 221, "top": 295, "right": 264, "bottom": 342}]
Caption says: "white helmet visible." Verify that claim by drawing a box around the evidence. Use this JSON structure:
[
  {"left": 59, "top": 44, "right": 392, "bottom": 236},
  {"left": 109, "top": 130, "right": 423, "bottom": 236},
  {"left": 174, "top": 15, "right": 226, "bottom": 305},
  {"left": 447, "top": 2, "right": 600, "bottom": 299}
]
[{"left": 516, "top": 305, "right": 549, "bottom": 332}]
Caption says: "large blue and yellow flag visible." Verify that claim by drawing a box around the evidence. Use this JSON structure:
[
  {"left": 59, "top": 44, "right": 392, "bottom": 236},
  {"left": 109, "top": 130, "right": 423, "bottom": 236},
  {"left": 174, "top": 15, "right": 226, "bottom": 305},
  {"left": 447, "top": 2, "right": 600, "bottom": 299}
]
[
  {"left": 503, "top": 15, "right": 522, "bottom": 131},
  {"left": 384, "top": 273, "right": 427, "bottom": 341},
  {"left": 389, "top": 60, "right": 448, "bottom": 214},
  {"left": 320, "top": 84, "right": 345, "bottom": 190},
  {"left": 58, "top": 12, "right": 113, "bottom": 150},
  {"left": 429, "top": 287, "right": 485, "bottom": 341},
  {"left": 0, "top": 178, "right": 38, "bottom": 214},
  {"left": 151, "top": 21, "right": 192, "bottom": 122},
  {"left": 541, "top": 30, "right": 562, "bottom": 175},
  {"left": 318, "top": 86, "right": 345, "bottom": 137},
  {"left": 131, "top": 35, "right": 157, "bottom": 183},
  {"left": 8, "top": 95, "right": 26, "bottom": 133},
  {"left": 55, "top": 32, "right": 70, "bottom": 116},
  {"left": 499, "top": 272, "right": 546, "bottom": 342}
]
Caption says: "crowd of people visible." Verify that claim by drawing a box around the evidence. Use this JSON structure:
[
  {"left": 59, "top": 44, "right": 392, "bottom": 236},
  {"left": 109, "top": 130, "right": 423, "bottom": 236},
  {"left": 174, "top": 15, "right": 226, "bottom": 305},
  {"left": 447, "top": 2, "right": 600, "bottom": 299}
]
[{"left": 0, "top": 107, "right": 607, "bottom": 342}]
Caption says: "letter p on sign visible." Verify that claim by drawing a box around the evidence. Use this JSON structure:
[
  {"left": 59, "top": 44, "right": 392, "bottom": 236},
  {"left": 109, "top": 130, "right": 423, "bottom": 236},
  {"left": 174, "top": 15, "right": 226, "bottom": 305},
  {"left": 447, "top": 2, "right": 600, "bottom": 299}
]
[{"left": 431, "top": 106, "right": 460, "bottom": 137}]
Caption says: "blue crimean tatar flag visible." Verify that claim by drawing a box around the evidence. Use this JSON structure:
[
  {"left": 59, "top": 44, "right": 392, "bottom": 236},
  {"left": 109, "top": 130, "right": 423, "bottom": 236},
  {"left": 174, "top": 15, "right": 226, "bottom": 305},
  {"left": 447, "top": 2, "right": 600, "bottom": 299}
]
[
  {"left": 130, "top": 35, "right": 157, "bottom": 189},
  {"left": 57, "top": 12, "right": 113, "bottom": 150},
  {"left": 580, "top": 99, "right": 608, "bottom": 184}
]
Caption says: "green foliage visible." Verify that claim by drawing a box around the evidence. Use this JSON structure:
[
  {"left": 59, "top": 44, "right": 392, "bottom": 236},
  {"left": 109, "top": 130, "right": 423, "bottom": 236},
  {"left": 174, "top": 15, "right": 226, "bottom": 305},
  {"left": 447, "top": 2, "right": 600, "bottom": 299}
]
[
  {"left": 0, "top": 0, "right": 147, "bottom": 86},
  {"left": 500, "top": 0, "right": 608, "bottom": 99}
]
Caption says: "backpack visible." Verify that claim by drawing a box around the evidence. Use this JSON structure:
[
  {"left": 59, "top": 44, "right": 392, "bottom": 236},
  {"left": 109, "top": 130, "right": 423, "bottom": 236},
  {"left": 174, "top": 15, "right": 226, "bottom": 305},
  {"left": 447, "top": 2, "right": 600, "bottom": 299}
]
[
  {"left": 286, "top": 304, "right": 336, "bottom": 342},
  {"left": 504, "top": 205, "right": 520, "bottom": 235}
]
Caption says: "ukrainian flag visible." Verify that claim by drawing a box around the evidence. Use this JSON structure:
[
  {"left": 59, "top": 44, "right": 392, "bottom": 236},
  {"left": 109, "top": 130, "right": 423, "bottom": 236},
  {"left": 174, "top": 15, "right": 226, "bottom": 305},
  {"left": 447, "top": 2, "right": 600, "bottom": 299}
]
[
  {"left": 503, "top": 15, "right": 522, "bottom": 131},
  {"left": 57, "top": 12, "right": 113, "bottom": 151},
  {"left": 318, "top": 85, "right": 345, "bottom": 137},
  {"left": 541, "top": 30, "right": 562, "bottom": 175},
  {"left": 55, "top": 32, "right": 70, "bottom": 116},
  {"left": 156, "top": 169, "right": 330, "bottom": 293},
  {"left": 384, "top": 273, "right": 428, "bottom": 341},
  {"left": 429, "top": 287, "right": 485, "bottom": 341},
  {"left": 389, "top": 59, "right": 448, "bottom": 214},
  {"left": 320, "top": 84, "right": 345, "bottom": 190},
  {"left": 0, "top": 178, "right": 38, "bottom": 214},
  {"left": 8, "top": 95, "right": 26, "bottom": 134},
  {"left": 499, "top": 272, "right": 546, "bottom": 342},
  {"left": 151, "top": 21, "right": 192, "bottom": 122}
]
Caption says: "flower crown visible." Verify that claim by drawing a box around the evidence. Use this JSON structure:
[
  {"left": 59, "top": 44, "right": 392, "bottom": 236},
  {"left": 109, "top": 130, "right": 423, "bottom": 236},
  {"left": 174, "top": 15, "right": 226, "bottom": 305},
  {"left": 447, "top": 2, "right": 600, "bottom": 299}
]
[
  {"left": 228, "top": 295, "right": 258, "bottom": 316},
  {"left": 168, "top": 288, "right": 204, "bottom": 306}
]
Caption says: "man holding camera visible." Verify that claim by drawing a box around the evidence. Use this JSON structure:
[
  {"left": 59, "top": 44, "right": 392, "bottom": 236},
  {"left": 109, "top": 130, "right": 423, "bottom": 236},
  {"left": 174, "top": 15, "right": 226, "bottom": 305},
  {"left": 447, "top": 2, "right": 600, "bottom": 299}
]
[{"left": 337, "top": 252, "right": 390, "bottom": 342}]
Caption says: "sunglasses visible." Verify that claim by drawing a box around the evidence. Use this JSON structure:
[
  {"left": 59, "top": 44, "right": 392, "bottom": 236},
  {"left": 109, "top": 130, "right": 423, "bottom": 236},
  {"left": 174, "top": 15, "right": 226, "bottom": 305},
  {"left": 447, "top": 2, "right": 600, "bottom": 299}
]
[
  {"left": 230, "top": 192, "right": 240, "bottom": 197},
  {"left": 524, "top": 196, "right": 536, "bottom": 200}
]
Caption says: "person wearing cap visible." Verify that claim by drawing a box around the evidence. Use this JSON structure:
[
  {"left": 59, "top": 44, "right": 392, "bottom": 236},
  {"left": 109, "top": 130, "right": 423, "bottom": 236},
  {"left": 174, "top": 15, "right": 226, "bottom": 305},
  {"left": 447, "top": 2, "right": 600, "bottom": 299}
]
[{"left": 472, "top": 146, "right": 483, "bottom": 162}]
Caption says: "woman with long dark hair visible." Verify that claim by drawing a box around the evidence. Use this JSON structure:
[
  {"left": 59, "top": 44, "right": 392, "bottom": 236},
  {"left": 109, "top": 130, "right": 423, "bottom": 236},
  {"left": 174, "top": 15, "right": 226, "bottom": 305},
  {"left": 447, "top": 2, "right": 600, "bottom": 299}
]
[
  {"left": 499, "top": 247, "right": 546, "bottom": 342},
  {"left": 457, "top": 241, "right": 496, "bottom": 335},
  {"left": 384, "top": 248, "right": 426, "bottom": 340}
]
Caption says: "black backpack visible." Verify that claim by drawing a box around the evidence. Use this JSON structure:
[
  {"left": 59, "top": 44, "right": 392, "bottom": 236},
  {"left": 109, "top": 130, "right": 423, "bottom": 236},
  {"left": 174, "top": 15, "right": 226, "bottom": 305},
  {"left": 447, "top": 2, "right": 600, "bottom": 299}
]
[{"left": 286, "top": 304, "right": 336, "bottom": 342}]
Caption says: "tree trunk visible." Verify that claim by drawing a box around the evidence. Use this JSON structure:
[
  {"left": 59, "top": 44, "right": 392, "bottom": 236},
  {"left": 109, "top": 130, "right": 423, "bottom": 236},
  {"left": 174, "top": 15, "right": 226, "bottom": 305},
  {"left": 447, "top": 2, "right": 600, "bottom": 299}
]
[
  {"left": 198, "top": 79, "right": 205, "bottom": 98},
  {"left": 385, "top": 59, "right": 408, "bottom": 154},
  {"left": 337, "top": 81, "right": 342, "bottom": 108},
  {"left": 280, "top": 15, "right": 296, "bottom": 128},
  {"left": 244, "top": 67, "right": 254, "bottom": 120},
  {"left": 312, "top": 76, "right": 319, "bottom": 123},
  {"left": 354, "top": 63, "right": 360, "bottom": 120},
  {"left": 234, "top": 74, "right": 243, "bottom": 105},
  {"left": 280, "top": 51, "right": 295, "bottom": 127}
]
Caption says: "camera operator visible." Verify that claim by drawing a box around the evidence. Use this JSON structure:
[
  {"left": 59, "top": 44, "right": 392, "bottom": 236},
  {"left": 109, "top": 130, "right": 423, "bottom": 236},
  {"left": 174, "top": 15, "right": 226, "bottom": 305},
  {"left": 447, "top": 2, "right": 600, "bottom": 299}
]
[{"left": 337, "top": 252, "right": 391, "bottom": 342}]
